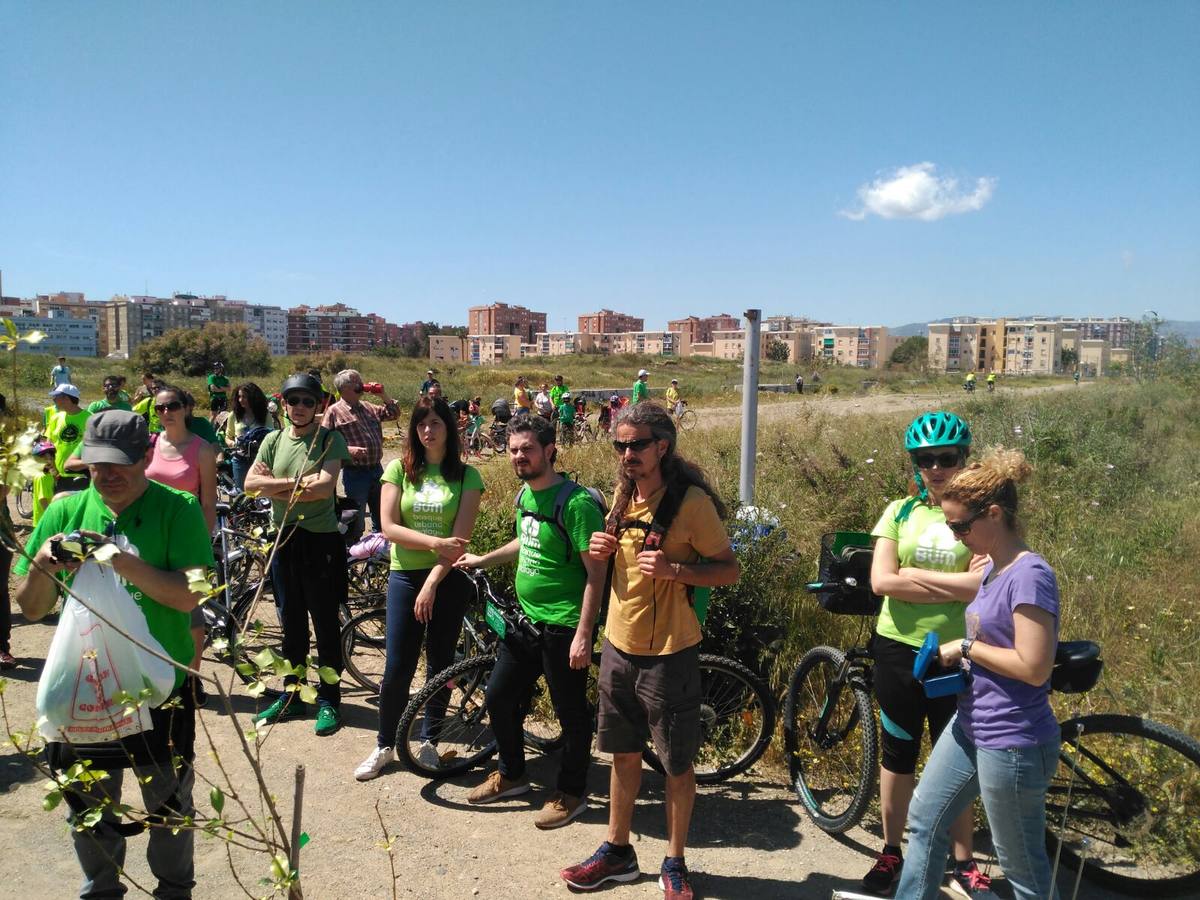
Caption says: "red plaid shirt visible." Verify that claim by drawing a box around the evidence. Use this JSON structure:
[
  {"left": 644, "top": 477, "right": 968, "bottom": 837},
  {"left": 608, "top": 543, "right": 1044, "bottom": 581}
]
[{"left": 323, "top": 398, "right": 398, "bottom": 467}]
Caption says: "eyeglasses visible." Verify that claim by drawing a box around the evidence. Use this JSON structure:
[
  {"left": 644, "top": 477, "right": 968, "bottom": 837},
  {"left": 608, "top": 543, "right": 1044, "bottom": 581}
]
[
  {"left": 946, "top": 508, "right": 987, "bottom": 536},
  {"left": 154, "top": 400, "right": 184, "bottom": 413},
  {"left": 913, "top": 450, "right": 963, "bottom": 469},
  {"left": 285, "top": 395, "right": 318, "bottom": 408},
  {"left": 612, "top": 437, "right": 656, "bottom": 453}
]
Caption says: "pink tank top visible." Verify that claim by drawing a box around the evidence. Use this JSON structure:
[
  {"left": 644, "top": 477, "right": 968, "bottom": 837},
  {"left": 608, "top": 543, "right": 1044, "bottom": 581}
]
[{"left": 145, "top": 434, "right": 204, "bottom": 497}]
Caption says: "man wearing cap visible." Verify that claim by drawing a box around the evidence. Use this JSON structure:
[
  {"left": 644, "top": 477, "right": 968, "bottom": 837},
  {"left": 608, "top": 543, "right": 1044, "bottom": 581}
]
[
  {"left": 549, "top": 374, "right": 568, "bottom": 409},
  {"left": 664, "top": 379, "right": 683, "bottom": 417},
  {"left": 50, "top": 355, "right": 72, "bottom": 388},
  {"left": 631, "top": 370, "right": 650, "bottom": 405},
  {"left": 206, "top": 362, "right": 230, "bottom": 416},
  {"left": 14, "top": 410, "right": 215, "bottom": 899},
  {"left": 245, "top": 374, "right": 351, "bottom": 735},
  {"left": 421, "top": 369, "right": 436, "bottom": 395},
  {"left": 46, "top": 384, "right": 92, "bottom": 493},
  {"left": 323, "top": 369, "right": 398, "bottom": 532}
]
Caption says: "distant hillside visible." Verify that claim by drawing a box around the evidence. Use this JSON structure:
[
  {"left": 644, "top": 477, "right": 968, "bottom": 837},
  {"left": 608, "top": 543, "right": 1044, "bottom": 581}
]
[{"left": 890, "top": 321, "right": 930, "bottom": 337}]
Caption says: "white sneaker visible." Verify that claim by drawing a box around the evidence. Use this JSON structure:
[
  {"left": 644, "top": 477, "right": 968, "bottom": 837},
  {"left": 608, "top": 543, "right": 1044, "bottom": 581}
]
[
  {"left": 415, "top": 740, "right": 441, "bottom": 769},
  {"left": 355, "top": 746, "right": 394, "bottom": 781}
]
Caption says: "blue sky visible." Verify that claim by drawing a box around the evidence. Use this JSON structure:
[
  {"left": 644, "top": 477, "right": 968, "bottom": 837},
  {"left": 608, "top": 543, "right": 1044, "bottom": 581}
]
[{"left": 2, "top": 2, "right": 1196, "bottom": 330}]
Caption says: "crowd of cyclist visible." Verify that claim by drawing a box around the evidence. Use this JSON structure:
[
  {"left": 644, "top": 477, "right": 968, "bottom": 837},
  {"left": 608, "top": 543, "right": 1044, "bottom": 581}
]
[{"left": 7, "top": 358, "right": 1062, "bottom": 900}]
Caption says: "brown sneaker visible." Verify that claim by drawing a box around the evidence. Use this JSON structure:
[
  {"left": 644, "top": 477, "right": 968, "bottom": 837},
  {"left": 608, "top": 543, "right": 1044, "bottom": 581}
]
[
  {"left": 534, "top": 791, "right": 587, "bottom": 830},
  {"left": 467, "top": 770, "right": 531, "bottom": 805}
]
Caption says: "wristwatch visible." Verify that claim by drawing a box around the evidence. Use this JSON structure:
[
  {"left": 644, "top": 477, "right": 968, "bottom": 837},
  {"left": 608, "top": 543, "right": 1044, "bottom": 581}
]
[{"left": 960, "top": 638, "right": 975, "bottom": 661}]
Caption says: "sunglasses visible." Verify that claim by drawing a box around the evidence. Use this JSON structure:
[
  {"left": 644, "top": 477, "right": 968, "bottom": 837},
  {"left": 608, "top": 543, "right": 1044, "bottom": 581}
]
[
  {"left": 285, "top": 395, "right": 318, "bottom": 408},
  {"left": 913, "top": 450, "right": 963, "bottom": 469},
  {"left": 946, "top": 507, "right": 987, "bottom": 536},
  {"left": 612, "top": 437, "right": 656, "bottom": 453},
  {"left": 154, "top": 400, "right": 184, "bottom": 413}
]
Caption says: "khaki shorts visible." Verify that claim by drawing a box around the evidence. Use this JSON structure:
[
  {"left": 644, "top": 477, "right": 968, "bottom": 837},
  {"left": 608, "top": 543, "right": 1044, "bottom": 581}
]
[{"left": 596, "top": 639, "right": 700, "bottom": 776}]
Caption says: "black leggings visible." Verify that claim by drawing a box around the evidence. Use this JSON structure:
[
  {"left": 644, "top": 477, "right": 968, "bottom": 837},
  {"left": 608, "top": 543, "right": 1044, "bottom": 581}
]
[{"left": 872, "top": 634, "right": 957, "bottom": 775}]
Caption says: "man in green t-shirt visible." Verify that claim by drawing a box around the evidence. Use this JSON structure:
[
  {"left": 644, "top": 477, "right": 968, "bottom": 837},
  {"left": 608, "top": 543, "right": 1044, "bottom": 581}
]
[
  {"left": 46, "top": 384, "right": 91, "bottom": 493},
  {"left": 549, "top": 374, "right": 568, "bottom": 408},
  {"left": 207, "top": 362, "right": 230, "bottom": 414},
  {"left": 631, "top": 368, "right": 649, "bottom": 404},
  {"left": 86, "top": 375, "right": 134, "bottom": 414},
  {"left": 457, "top": 414, "right": 606, "bottom": 829},
  {"left": 245, "top": 373, "right": 351, "bottom": 735},
  {"left": 14, "top": 409, "right": 214, "bottom": 899}
]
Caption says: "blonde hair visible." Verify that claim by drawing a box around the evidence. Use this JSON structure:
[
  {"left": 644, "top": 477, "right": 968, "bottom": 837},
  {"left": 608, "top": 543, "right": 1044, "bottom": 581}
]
[{"left": 943, "top": 447, "right": 1032, "bottom": 530}]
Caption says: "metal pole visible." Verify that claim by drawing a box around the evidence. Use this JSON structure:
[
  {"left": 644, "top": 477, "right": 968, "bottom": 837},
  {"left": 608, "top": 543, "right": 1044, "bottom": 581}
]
[{"left": 739, "top": 309, "right": 762, "bottom": 506}]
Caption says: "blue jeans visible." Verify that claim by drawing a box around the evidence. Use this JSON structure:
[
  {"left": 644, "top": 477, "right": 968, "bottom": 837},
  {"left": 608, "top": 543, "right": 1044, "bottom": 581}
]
[
  {"left": 341, "top": 464, "right": 383, "bottom": 532},
  {"left": 376, "top": 568, "right": 470, "bottom": 747},
  {"left": 897, "top": 716, "right": 1061, "bottom": 900}
]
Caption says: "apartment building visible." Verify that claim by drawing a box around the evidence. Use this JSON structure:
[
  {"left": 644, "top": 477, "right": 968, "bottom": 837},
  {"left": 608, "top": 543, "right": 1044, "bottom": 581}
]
[
  {"left": 764, "top": 315, "right": 828, "bottom": 333},
  {"left": 577, "top": 309, "right": 643, "bottom": 334},
  {"left": 1000, "top": 319, "right": 1063, "bottom": 375},
  {"left": 468, "top": 334, "right": 523, "bottom": 364},
  {"left": 1057, "top": 316, "right": 1135, "bottom": 348},
  {"left": 429, "top": 334, "right": 469, "bottom": 364},
  {"left": 702, "top": 328, "right": 812, "bottom": 362},
  {"left": 534, "top": 332, "right": 597, "bottom": 356},
  {"left": 468, "top": 302, "right": 547, "bottom": 344},
  {"left": 12, "top": 314, "right": 97, "bottom": 357},
  {"left": 35, "top": 292, "right": 110, "bottom": 355},
  {"left": 592, "top": 330, "right": 691, "bottom": 357},
  {"left": 286, "top": 303, "right": 400, "bottom": 354},
  {"left": 816, "top": 325, "right": 894, "bottom": 368},
  {"left": 667, "top": 313, "right": 741, "bottom": 345}
]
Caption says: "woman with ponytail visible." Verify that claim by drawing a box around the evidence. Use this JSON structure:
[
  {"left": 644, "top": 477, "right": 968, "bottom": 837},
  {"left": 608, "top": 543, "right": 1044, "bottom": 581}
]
[
  {"left": 860, "top": 412, "right": 989, "bottom": 897},
  {"left": 897, "top": 449, "right": 1060, "bottom": 900}
]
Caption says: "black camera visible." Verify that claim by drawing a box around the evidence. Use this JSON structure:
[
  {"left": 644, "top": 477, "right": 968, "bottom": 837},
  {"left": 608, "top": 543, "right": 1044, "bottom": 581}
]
[{"left": 49, "top": 531, "right": 103, "bottom": 563}]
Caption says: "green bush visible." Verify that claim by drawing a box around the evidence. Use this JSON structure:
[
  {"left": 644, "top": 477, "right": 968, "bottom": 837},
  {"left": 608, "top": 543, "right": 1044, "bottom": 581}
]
[{"left": 133, "top": 324, "right": 271, "bottom": 377}]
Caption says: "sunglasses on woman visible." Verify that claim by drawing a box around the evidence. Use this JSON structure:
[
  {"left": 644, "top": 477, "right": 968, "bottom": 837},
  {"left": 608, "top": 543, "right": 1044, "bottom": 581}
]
[
  {"left": 612, "top": 437, "right": 655, "bottom": 453},
  {"left": 946, "top": 507, "right": 987, "bottom": 536},
  {"left": 154, "top": 400, "right": 184, "bottom": 413},
  {"left": 912, "top": 450, "right": 963, "bottom": 469},
  {"left": 285, "top": 395, "right": 317, "bottom": 408}
]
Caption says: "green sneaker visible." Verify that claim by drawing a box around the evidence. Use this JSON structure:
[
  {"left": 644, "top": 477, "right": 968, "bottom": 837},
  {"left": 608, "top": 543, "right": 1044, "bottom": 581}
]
[
  {"left": 253, "top": 694, "right": 307, "bottom": 725},
  {"left": 314, "top": 705, "right": 341, "bottom": 736}
]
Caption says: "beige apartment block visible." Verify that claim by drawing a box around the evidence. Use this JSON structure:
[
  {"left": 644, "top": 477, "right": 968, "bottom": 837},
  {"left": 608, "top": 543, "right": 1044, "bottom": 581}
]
[
  {"left": 707, "top": 328, "right": 812, "bottom": 362},
  {"left": 667, "top": 313, "right": 741, "bottom": 344},
  {"left": 816, "top": 325, "right": 892, "bottom": 368},
  {"left": 467, "top": 334, "right": 523, "bottom": 364},
  {"left": 1078, "top": 338, "right": 1111, "bottom": 376},
  {"left": 593, "top": 330, "right": 691, "bottom": 356},
  {"left": 928, "top": 322, "right": 982, "bottom": 373},
  {"left": 1109, "top": 347, "right": 1131, "bottom": 369},
  {"left": 533, "top": 332, "right": 597, "bottom": 356},
  {"left": 429, "top": 334, "right": 468, "bottom": 364},
  {"left": 1001, "top": 320, "right": 1063, "bottom": 375}
]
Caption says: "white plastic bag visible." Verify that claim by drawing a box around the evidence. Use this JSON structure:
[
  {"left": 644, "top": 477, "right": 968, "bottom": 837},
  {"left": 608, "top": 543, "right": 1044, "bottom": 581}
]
[{"left": 36, "top": 551, "right": 177, "bottom": 744}]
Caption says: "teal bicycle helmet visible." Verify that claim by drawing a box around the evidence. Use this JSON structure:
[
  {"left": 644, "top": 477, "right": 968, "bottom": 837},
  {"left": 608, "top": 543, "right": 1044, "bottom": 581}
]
[
  {"left": 905, "top": 411, "right": 972, "bottom": 451},
  {"left": 895, "top": 412, "right": 972, "bottom": 522}
]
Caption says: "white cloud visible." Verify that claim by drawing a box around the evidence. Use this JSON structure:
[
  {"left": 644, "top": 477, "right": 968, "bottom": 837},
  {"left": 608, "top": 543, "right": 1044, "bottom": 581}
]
[{"left": 841, "top": 162, "right": 996, "bottom": 222}]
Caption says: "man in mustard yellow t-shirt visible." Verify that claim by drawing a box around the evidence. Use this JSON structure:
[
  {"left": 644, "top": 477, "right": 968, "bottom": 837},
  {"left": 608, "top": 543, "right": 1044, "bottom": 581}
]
[{"left": 561, "top": 403, "right": 739, "bottom": 898}]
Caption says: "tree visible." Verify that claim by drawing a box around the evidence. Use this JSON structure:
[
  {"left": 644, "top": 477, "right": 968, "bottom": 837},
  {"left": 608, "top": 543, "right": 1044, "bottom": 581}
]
[
  {"left": 1060, "top": 347, "right": 1078, "bottom": 370},
  {"left": 764, "top": 339, "right": 791, "bottom": 363},
  {"left": 888, "top": 336, "right": 928, "bottom": 370},
  {"left": 134, "top": 324, "right": 272, "bottom": 376}
]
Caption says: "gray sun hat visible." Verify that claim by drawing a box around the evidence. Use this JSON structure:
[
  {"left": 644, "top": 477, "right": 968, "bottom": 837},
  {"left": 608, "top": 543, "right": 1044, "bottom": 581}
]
[{"left": 80, "top": 410, "right": 151, "bottom": 466}]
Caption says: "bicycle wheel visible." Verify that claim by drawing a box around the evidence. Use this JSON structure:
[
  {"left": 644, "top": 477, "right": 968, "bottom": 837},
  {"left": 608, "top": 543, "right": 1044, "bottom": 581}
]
[
  {"left": 521, "top": 651, "right": 601, "bottom": 755},
  {"left": 396, "top": 654, "right": 499, "bottom": 778},
  {"left": 340, "top": 608, "right": 389, "bottom": 693},
  {"left": 783, "top": 645, "right": 878, "bottom": 833},
  {"left": 15, "top": 481, "right": 33, "bottom": 519},
  {"left": 677, "top": 409, "right": 697, "bottom": 432},
  {"left": 1048, "top": 714, "right": 1200, "bottom": 896},
  {"left": 343, "top": 556, "right": 388, "bottom": 624},
  {"left": 641, "top": 654, "right": 775, "bottom": 784}
]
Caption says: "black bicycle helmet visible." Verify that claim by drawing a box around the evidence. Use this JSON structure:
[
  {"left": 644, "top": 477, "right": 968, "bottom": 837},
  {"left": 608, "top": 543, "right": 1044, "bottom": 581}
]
[{"left": 280, "top": 373, "right": 322, "bottom": 400}]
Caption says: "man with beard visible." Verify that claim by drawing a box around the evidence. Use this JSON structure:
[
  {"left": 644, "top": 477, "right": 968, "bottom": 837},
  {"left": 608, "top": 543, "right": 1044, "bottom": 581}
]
[
  {"left": 456, "top": 414, "right": 606, "bottom": 829},
  {"left": 561, "top": 403, "right": 740, "bottom": 900}
]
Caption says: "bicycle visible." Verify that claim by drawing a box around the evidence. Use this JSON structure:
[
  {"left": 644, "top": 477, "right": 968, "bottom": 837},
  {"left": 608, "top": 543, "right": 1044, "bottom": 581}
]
[
  {"left": 784, "top": 532, "right": 1200, "bottom": 896},
  {"left": 395, "top": 570, "right": 775, "bottom": 784},
  {"left": 674, "top": 401, "right": 697, "bottom": 432},
  {"left": 15, "top": 480, "right": 34, "bottom": 519}
]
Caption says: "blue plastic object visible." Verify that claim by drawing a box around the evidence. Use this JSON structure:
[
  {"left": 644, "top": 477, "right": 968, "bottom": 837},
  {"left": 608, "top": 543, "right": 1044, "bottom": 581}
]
[{"left": 913, "top": 632, "right": 969, "bottom": 698}]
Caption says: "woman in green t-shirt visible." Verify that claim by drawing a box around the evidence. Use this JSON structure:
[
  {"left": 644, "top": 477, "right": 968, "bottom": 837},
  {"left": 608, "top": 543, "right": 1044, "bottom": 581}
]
[
  {"left": 355, "top": 397, "right": 484, "bottom": 781},
  {"left": 860, "top": 412, "right": 988, "bottom": 896}
]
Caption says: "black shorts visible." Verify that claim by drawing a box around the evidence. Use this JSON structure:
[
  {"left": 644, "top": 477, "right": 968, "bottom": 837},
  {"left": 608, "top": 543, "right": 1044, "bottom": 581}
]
[
  {"left": 596, "top": 640, "right": 701, "bottom": 776},
  {"left": 872, "top": 634, "right": 957, "bottom": 775}
]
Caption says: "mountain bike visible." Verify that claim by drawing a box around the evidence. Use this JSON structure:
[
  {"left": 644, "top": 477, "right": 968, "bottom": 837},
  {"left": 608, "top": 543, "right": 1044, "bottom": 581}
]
[
  {"left": 15, "top": 480, "right": 34, "bottom": 519},
  {"left": 784, "top": 532, "right": 1200, "bottom": 896},
  {"left": 395, "top": 570, "right": 775, "bottom": 784},
  {"left": 674, "top": 401, "right": 697, "bottom": 432}
]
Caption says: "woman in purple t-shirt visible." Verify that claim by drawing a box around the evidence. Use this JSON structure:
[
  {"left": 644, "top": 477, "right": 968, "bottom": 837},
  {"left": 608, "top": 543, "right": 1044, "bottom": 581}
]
[{"left": 897, "top": 448, "right": 1061, "bottom": 900}]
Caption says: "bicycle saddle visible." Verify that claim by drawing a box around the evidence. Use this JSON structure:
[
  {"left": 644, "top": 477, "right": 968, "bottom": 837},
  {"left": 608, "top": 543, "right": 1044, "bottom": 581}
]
[
  {"left": 1054, "top": 641, "right": 1100, "bottom": 665},
  {"left": 1051, "top": 641, "right": 1103, "bottom": 694}
]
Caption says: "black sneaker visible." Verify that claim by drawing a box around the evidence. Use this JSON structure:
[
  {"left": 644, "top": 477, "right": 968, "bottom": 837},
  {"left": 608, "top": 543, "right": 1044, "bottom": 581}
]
[{"left": 862, "top": 851, "right": 902, "bottom": 895}]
